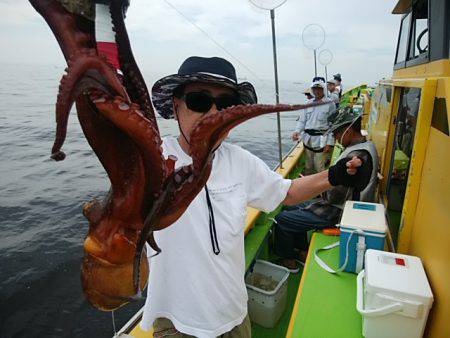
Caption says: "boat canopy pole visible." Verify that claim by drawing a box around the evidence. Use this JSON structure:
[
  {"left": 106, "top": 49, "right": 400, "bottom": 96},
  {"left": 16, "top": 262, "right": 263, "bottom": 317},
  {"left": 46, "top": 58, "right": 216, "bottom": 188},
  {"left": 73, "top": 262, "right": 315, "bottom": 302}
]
[
  {"left": 314, "top": 49, "right": 318, "bottom": 77},
  {"left": 270, "top": 9, "right": 284, "bottom": 169}
]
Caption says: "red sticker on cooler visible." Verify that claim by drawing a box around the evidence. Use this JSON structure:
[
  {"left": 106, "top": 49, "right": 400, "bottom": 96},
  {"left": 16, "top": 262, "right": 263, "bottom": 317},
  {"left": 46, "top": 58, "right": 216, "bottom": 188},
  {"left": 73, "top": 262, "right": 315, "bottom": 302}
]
[{"left": 395, "top": 258, "right": 405, "bottom": 266}]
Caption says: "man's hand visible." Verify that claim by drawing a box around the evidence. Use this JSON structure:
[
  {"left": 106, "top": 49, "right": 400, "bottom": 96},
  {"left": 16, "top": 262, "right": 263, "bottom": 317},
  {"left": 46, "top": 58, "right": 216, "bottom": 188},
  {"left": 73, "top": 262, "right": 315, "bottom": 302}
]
[
  {"left": 292, "top": 132, "right": 300, "bottom": 141},
  {"left": 328, "top": 156, "right": 370, "bottom": 190},
  {"left": 346, "top": 156, "right": 362, "bottom": 175},
  {"left": 324, "top": 145, "right": 332, "bottom": 153}
]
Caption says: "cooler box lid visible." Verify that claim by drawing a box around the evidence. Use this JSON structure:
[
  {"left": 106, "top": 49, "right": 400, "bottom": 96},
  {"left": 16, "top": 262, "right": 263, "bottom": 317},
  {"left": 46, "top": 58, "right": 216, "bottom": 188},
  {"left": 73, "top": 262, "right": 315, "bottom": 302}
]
[
  {"left": 365, "top": 249, "right": 433, "bottom": 300},
  {"left": 340, "top": 201, "right": 386, "bottom": 233}
]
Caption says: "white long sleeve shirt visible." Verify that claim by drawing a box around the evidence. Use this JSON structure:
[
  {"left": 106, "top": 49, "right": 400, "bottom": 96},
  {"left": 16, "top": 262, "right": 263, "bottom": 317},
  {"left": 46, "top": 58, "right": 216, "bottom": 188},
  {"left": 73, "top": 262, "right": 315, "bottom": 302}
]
[
  {"left": 329, "top": 90, "right": 340, "bottom": 105},
  {"left": 295, "top": 97, "right": 335, "bottom": 150}
]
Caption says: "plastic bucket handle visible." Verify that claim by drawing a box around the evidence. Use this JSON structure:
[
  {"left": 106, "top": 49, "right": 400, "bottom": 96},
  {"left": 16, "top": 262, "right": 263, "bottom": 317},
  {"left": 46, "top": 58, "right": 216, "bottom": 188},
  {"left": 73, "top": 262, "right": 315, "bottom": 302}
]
[{"left": 356, "top": 269, "right": 403, "bottom": 317}]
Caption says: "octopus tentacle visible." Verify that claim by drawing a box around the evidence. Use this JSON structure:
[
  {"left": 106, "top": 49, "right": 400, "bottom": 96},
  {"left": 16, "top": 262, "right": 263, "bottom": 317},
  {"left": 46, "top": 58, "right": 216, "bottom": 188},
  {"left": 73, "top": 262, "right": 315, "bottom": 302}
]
[
  {"left": 29, "top": 0, "right": 94, "bottom": 61},
  {"left": 190, "top": 103, "right": 325, "bottom": 172},
  {"left": 77, "top": 96, "right": 146, "bottom": 223},
  {"left": 92, "top": 93, "right": 166, "bottom": 199},
  {"left": 109, "top": 0, "right": 157, "bottom": 125},
  {"left": 51, "top": 51, "right": 129, "bottom": 160}
]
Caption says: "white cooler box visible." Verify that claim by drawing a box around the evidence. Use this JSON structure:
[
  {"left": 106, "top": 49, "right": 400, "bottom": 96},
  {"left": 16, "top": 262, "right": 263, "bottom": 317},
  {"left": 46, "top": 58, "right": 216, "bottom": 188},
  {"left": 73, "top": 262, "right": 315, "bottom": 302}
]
[{"left": 357, "top": 250, "right": 433, "bottom": 338}]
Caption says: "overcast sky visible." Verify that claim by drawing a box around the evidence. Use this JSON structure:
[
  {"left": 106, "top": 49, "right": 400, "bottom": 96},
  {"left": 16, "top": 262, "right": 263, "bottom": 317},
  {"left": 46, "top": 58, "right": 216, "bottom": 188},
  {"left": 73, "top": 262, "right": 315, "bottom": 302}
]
[{"left": 1, "top": 0, "right": 400, "bottom": 88}]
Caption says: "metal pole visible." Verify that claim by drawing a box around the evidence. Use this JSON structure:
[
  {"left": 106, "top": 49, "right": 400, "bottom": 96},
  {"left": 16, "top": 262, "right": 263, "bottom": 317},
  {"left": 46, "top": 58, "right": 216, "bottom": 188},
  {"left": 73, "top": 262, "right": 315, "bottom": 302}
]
[
  {"left": 270, "top": 9, "right": 283, "bottom": 169},
  {"left": 313, "top": 49, "right": 318, "bottom": 77},
  {"left": 325, "top": 65, "right": 328, "bottom": 96}
]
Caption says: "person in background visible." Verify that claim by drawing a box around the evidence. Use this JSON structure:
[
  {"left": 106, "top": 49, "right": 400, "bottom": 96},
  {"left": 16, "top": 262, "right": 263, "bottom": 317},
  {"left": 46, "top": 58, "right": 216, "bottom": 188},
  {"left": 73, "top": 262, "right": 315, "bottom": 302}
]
[
  {"left": 334, "top": 73, "right": 343, "bottom": 97},
  {"left": 292, "top": 81, "right": 335, "bottom": 174},
  {"left": 303, "top": 87, "right": 314, "bottom": 100},
  {"left": 276, "top": 108, "right": 379, "bottom": 272},
  {"left": 327, "top": 79, "right": 340, "bottom": 107}
]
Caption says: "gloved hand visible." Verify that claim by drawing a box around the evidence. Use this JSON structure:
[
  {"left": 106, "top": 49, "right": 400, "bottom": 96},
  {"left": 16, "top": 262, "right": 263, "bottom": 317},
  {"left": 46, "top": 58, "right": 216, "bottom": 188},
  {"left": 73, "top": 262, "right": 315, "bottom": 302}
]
[{"left": 328, "top": 156, "right": 371, "bottom": 191}]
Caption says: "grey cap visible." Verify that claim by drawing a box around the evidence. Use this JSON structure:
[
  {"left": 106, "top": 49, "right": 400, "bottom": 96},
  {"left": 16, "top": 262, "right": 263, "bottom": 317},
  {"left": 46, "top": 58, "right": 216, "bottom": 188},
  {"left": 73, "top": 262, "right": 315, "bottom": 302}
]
[{"left": 310, "top": 80, "right": 326, "bottom": 90}]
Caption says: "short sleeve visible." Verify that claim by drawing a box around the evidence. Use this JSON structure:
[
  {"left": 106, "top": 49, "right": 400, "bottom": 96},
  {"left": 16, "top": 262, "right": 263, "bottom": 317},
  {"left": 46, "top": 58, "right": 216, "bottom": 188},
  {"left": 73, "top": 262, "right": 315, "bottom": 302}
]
[{"left": 239, "top": 149, "right": 292, "bottom": 212}]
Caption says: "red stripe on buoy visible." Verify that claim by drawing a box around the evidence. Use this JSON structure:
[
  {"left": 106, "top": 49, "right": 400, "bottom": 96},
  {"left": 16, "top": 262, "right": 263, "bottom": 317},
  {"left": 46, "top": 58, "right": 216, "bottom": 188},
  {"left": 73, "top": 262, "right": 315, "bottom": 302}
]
[{"left": 97, "top": 42, "right": 120, "bottom": 71}]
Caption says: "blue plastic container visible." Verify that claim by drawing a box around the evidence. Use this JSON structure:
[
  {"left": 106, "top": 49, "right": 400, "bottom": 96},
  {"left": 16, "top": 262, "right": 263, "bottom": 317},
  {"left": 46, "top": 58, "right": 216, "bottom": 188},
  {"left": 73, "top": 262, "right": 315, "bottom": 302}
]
[{"left": 339, "top": 201, "right": 387, "bottom": 273}]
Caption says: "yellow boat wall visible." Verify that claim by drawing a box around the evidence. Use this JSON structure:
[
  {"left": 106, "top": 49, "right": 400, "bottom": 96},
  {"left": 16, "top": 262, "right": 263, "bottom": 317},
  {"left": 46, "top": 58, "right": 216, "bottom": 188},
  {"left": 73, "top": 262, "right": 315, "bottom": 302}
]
[
  {"left": 403, "top": 76, "right": 450, "bottom": 338},
  {"left": 369, "top": 60, "right": 450, "bottom": 337},
  {"left": 367, "top": 80, "right": 394, "bottom": 176},
  {"left": 361, "top": 89, "right": 373, "bottom": 129}
]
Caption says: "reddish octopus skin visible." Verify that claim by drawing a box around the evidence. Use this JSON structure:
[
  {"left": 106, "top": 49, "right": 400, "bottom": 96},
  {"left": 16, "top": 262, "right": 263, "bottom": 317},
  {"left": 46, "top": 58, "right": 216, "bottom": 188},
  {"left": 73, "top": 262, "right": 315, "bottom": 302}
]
[
  {"left": 29, "top": 0, "right": 165, "bottom": 310},
  {"left": 29, "top": 0, "right": 332, "bottom": 311}
]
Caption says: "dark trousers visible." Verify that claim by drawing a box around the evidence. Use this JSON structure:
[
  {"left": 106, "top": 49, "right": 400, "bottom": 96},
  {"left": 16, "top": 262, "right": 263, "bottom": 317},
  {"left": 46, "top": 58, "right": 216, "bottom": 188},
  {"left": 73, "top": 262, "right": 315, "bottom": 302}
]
[{"left": 274, "top": 202, "right": 338, "bottom": 259}]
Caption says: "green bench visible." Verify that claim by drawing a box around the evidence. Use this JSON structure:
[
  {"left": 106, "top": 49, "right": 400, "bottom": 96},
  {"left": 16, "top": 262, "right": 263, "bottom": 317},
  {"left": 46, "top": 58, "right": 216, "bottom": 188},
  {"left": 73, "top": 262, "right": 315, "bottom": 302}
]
[{"left": 286, "top": 232, "right": 363, "bottom": 338}]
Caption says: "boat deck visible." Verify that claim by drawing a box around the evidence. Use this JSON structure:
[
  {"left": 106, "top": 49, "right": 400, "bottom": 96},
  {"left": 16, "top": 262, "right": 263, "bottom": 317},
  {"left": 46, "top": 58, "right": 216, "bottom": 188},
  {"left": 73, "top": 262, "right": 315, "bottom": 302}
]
[{"left": 286, "top": 233, "right": 362, "bottom": 338}]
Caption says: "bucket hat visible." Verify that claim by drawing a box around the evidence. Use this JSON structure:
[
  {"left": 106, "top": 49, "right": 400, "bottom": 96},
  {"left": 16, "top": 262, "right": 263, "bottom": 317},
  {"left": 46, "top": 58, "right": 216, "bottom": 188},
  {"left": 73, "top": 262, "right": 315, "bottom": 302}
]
[
  {"left": 310, "top": 80, "right": 326, "bottom": 90},
  {"left": 151, "top": 56, "right": 257, "bottom": 119},
  {"left": 326, "top": 107, "right": 362, "bottom": 134}
]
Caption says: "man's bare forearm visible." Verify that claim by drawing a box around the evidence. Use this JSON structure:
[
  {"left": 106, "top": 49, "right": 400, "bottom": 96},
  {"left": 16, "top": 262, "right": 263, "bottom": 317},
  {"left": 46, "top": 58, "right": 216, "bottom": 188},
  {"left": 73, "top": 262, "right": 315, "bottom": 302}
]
[{"left": 283, "top": 171, "right": 332, "bottom": 206}]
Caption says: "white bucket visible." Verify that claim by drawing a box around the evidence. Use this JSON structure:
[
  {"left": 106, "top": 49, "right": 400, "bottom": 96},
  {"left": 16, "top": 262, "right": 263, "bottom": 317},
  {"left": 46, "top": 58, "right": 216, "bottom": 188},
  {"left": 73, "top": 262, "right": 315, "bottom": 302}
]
[{"left": 245, "top": 260, "right": 290, "bottom": 328}]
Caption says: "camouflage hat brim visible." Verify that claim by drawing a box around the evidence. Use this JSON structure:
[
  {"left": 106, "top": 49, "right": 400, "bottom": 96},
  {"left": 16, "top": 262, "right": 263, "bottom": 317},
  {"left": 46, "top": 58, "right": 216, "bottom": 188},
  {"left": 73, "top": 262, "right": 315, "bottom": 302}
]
[
  {"left": 325, "top": 107, "right": 362, "bottom": 134},
  {"left": 151, "top": 73, "right": 257, "bottom": 119}
]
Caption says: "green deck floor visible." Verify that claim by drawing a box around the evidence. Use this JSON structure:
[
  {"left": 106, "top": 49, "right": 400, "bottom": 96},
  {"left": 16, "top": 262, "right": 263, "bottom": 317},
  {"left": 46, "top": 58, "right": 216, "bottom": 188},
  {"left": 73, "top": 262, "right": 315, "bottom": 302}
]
[{"left": 251, "top": 269, "right": 303, "bottom": 338}]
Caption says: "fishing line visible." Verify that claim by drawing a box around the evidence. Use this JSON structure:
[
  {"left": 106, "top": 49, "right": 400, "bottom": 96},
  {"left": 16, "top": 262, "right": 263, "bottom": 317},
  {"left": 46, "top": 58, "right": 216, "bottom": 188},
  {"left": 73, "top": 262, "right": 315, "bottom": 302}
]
[
  {"left": 161, "top": 0, "right": 315, "bottom": 117},
  {"left": 162, "top": 0, "right": 264, "bottom": 83},
  {"left": 111, "top": 310, "right": 117, "bottom": 336}
]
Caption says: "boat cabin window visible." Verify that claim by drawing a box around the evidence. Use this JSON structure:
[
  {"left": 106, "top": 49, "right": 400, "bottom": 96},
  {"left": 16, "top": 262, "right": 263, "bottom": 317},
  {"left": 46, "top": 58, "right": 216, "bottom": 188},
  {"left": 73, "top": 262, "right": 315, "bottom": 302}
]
[
  {"left": 408, "top": 0, "right": 428, "bottom": 60},
  {"left": 395, "top": 13, "right": 412, "bottom": 64},
  {"left": 386, "top": 87, "right": 421, "bottom": 245},
  {"left": 394, "top": 0, "right": 430, "bottom": 68}
]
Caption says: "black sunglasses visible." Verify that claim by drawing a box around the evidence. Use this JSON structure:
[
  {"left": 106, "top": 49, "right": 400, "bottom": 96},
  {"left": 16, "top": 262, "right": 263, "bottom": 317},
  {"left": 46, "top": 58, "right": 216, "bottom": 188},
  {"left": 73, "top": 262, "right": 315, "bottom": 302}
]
[{"left": 180, "top": 91, "right": 241, "bottom": 113}]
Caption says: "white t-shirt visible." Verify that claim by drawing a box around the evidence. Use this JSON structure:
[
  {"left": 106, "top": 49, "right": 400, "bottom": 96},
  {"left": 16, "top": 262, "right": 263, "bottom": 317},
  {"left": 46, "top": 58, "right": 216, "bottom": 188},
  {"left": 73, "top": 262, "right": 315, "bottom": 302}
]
[{"left": 141, "top": 136, "right": 291, "bottom": 338}]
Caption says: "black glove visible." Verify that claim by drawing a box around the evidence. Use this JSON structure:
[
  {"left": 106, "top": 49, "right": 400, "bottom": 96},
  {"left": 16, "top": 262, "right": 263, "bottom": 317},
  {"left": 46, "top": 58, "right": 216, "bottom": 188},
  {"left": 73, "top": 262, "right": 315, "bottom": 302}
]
[{"left": 328, "top": 156, "right": 371, "bottom": 191}]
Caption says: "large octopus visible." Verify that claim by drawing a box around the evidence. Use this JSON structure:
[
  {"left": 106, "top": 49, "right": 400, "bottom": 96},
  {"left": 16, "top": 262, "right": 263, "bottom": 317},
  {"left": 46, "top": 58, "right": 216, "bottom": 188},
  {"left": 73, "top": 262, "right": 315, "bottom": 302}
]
[{"left": 29, "top": 0, "right": 324, "bottom": 311}]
